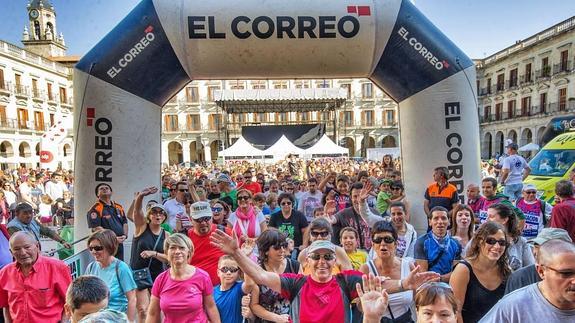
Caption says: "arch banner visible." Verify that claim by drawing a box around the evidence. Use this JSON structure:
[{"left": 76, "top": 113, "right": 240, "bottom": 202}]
[{"left": 74, "top": 0, "right": 480, "bottom": 242}]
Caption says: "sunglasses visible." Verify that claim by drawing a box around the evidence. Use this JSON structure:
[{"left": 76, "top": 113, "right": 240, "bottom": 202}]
[
  {"left": 89, "top": 245, "right": 104, "bottom": 252},
  {"left": 169, "top": 188, "right": 176, "bottom": 191},
  {"left": 308, "top": 253, "right": 336, "bottom": 261},
  {"left": 219, "top": 266, "right": 239, "bottom": 273},
  {"left": 178, "top": 189, "right": 187, "bottom": 192},
  {"left": 193, "top": 216, "right": 211, "bottom": 223},
  {"left": 372, "top": 236, "right": 396, "bottom": 244},
  {"left": 272, "top": 242, "right": 288, "bottom": 250},
  {"left": 391, "top": 187, "right": 402, "bottom": 191},
  {"left": 281, "top": 201, "right": 292, "bottom": 206},
  {"left": 484, "top": 237, "right": 509, "bottom": 247},
  {"left": 211, "top": 207, "right": 223, "bottom": 213},
  {"left": 524, "top": 191, "right": 537, "bottom": 195},
  {"left": 310, "top": 231, "right": 329, "bottom": 238},
  {"left": 237, "top": 196, "right": 251, "bottom": 201}
]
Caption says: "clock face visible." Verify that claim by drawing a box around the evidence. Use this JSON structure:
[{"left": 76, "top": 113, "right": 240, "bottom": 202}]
[{"left": 30, "top": 9, "right": 39, "bottom": 19}]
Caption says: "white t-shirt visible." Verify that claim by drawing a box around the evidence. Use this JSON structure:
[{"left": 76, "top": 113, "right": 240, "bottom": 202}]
[
  {"left": 502, "top": 154, "right": 529, "bottom": 185},
  {"left": 163, "top": 198, "right": 185, "bottom": 230}
]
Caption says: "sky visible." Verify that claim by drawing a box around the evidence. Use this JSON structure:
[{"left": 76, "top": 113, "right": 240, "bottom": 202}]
[{"left": 0, "top": 0, "right": 574, "bottom": 59}]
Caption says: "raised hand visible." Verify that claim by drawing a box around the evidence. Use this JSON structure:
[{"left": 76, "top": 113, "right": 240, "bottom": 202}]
[
  {"left": 356, "top": 273, "right": 388, "bottom": 323},
  {"left": 140, "top": 186, "right": 158, "bottom": 196},
  {"left": 359, "top": 181, "right": 373, "bottom": 202},
  {"left": 210, "top": 229, "right": 239, "bottom": 255},
  {"left": 402, "top": 264, "right": 440, "bottom": 290}
]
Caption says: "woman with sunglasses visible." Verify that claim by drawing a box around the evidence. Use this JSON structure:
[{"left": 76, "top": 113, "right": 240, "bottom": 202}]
[
  {"left": 360, "top": 221, "right": 416, "bottom": 323},
  {"left": 414, "top": 282, "right": 458, "bottom": 323},
  {"left": 130, "top": 187, "right": 170, "bottom": 322},
  {"left": 228, "top": 189, "right": 267, "bottom": 246},
  {"left": 450, "top": 204, "right": 475, "bottom": 251},
  {"left": 211, "top": 199, "right": 231, "bottom": 227},
  {"left": 389, "top": 181, "right": 411, "bottom": 222},
  {"left": 85, "top": 229, "right": 137, "bottom": 322},
  {"left": 486, "top": 203, "right": 535, "bottom": 271},
  {"left": 268, "top": 193, "right": 309, "bottom": 250},
  {"left": 249, "top": 228, "right": 300, "bottom": 323},
  {"left": 147, "top": 233, "right": 220, "bottom": 323},
  {"left": 450, "top": 221, "right": 510, "bottom": 323}
]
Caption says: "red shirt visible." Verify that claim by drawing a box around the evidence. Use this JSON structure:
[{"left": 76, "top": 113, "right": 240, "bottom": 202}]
[
  {"left": 550, "top": 197, "right": 575, "bottom": 241},
  {"left": 0, "top": 256, "right": 72, "bottom": 322},
  {"left": 239, "top": 181, "right": 262, "bottom": 195},
  {"left": 187, "top": 224, "right": 232, "bottom": 286}
]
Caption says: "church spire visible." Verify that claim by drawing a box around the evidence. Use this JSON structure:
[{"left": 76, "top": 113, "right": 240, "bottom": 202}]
[{"left": 22, "top": 0, "right": 67, "bottom": 57}]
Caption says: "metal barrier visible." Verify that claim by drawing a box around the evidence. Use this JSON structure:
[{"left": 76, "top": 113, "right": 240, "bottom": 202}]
[{"left": 63, "top": 248, "right": 93, "bottom": 279}]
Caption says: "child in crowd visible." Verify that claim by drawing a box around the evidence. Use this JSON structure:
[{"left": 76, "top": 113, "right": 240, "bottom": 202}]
[
  {"left": 333, "top": 175, "right": 351, "bottom": 212},
  {"left": 312, "top": 207, "right": 324, "bottom": 219},
  {"left": 376, "top": 179, "right": 392, "bottom": 214},
  {"left": 340, "top": 227, "right": 368, "bottom": 270},
  {"left": 213, "top": 255, "right": 252, "bottom": 323},
  {"left": 38, "top": 194, "right": 53, "bottom": 226}
]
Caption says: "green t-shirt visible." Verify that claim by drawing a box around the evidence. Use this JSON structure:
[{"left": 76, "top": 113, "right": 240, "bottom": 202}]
[
  {"left": 376, "top": 191, "right": 391, "bottom": 214},
  {"left": 220, "top": 189, "right": 238, "bottom": 211}
]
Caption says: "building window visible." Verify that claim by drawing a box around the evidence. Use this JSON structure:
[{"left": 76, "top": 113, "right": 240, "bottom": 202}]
[
  {"left": 362, "top": 83, "right": 373, "bottom": 98},
  {"left": 0, "top": 106, "right": 6, "bottom": 126},
  {"left": 59, "top": 87, "right": 67, "bottom": 104},
  {"left": 524, "top": 63, "right": 532, "bottom": 83},
  {"left": 541, "top": 57, "right": 550, "bottom": 77},
  {"left": 483, "top": 106, "right": 491, "bottom": 122},
  {"left": 229, "top": 81, "right": 245, "bottom": 89},
  {"left": 254, "top": 112, "right": 267, "bottom": 123},
  {"left": 34, "top": 111, "right": 44, "bottom": 131},
  {"left": 343, "top": 111, "right": 354, "bottom": 126},
  {"left": 509, "top": 68, "right": 518, "bottom": 88},
  {"left": 207, "top": 86, "right": 220, "bottom": 101},
  {"left": 496, "top": 73, "right": 504, "bottom": 92},
  {"left": 495, "top": 103, "right": 502, "bottom": 121},
  {"left": 186, "top": 87, "right": 199, "bottom": 103},
  {"left": 187, "top": 114, "right": 201, "bottom": 130},
  {"left": 540, "top": 93, "right": 547, "bottom": 114},
  {"left": 17, "top": 108, "right": 29, "bottom": 129},
  {"left": 252, "top": 81, "right": 266, "bottom": 89},
  {"left": 274, "top": 81, "right": 288, "bottom": 89},
  {"left": 164, "top": 115, "right": 178, "bottom": 131},
  {"left": 384, "top": 110, "right": 395, "bottom": 126},
  {"left": 276, "top": 112, "right": 289, "bottom": 122},
  {"left": 340, "top": 84, "right": 351, "bottom": 98},
  {"left": 31, "top": 79, "right": 39, "bottom": 97},
  {"left": 486, "top": 78, "right": 492, "bottom": 94},
  {"left": 233, "top": 113, "right": 247, "bottom": 123},
  {"left": 521, "top": 97, "right": 531, "bottom": 116},
  {"left": 362, "top": 110, "right": 374, "bottom": 126},
  {"left": 209, "top": 114, "right": 222, "bottom": 130},
  {"left": 49, "top": 113, "right": 55, "bottom": 126},
  {"left": 507, "top": 100, "right": 516, "bottom": 118},
  {"left": 560, "top": 50, "right": 569, "bottom": 72},
  {"left": 47, "top": 82, "right": 54, "bottom": 101},
  {"left": 0, "top": 69, "right": 5, "bottom": 90},
  {"left": 318, "top": 111, "right": 330, "bottom": 121},
  {"left": 294, "top": 80, "right": 310, "bottom": 89},
  {"left": 559, "top": 88, "right": 567, "bottom": 111},
  {"left": 316, "top": 80, "right": 331, "bottom": 88},
  {"left": 298, "top": 112, "right": 310, "bottom": 121}
]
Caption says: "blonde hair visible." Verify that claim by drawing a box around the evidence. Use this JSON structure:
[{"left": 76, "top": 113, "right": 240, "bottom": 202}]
[{"left": 164, "top": 233, "right": 194, "bottom": 259}]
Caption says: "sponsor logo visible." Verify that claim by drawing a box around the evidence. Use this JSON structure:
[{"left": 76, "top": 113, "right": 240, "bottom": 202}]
[
  {"left": 107, "top": 25, "right": 156, "bottom": 79},
  {"left": 87, "top": 107, "right": 113, "bottom": 182},
  {"left": 398, "top": 26, "right": 449, "bottom": 70},
  {"left": 39, "top": 150, "right": 54, "bottom": 163},
  {"left": 188, "top": 7, "right": 368, "bottom": 40},
  {"left": 444, "top": 102, "right": 465, "bottom": 203}
]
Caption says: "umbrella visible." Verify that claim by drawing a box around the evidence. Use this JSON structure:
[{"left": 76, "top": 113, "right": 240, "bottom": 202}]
[{"left": 518, "top": 143, "right": 540, "bottom": 152}]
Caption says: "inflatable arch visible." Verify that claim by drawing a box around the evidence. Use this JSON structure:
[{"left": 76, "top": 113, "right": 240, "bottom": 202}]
[{"left": 74, "top": 0, "right": 480, "bottom": 242}]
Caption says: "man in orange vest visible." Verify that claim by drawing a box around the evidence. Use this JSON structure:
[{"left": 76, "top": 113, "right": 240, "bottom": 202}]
[{"left": 87, "top": 183, "right": 128, "bottom": 260}]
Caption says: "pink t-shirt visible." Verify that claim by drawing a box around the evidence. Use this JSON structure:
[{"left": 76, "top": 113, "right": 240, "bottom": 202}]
[{"left": 151, "top": 268, "right": 213, "bottom": 323}]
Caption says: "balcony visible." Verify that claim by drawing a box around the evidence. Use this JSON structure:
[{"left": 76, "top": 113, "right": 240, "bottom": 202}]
[
  {"left": 14, "top": 84, "right": 29, "bottom": 98},
  {"left": 0, "top": 81, "right": 9, "bottom": 93},
  {"left": 519, "top": 73, "right": 534, "bottom": 85},
  {"left": 505, "top": 78, "right": 519, "bottom": 90},
  {"left": 553, "top": 61, "right": 572, "bottom": 75},
  {"left": 536, "top": 66, "right": 551, "bottom": 80},
  {"left": 478, "top": 87, "right": 490, "bottom": 96},
  {"left": 0, "top": 118, "right": 50, "bottom": 132}
]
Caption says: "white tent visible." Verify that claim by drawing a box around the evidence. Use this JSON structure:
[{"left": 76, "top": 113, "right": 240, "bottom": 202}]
[
  {"left": 219, "top": 136, "right": 263, "bottom": 158},
  {"left": 519, "top": 142, "right": 540, "bottom": 152},
  {"left": 304, "top": 134, "right": 348, "bottom": 156},
  {"left": 262, "top": 135, "right": 304, "bottom": 159}
]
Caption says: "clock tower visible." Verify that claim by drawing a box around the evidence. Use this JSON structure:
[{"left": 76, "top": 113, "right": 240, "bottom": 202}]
[{"left": 21, "top": 0, "right": 67, "bottom": 58}]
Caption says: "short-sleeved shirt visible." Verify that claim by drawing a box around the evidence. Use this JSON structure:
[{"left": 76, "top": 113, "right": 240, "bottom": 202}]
[
  {"left": 86, "top": 201, "right": 127, "bottom": 237},
  {"left": 501, "top": 154, "right": 529, "bottom": 185},
  {"left": 346, "top": 250, "right": 368, "bottom": 270},
  {"left": 187, "top": 225, "right": 232, "bottom": 286},
  {"left": 85, "top": 259, "right": 137, "bottom": 313},
  {"left": 220, "top": 189, "right": 238, "bottom": 211},
  {"left": 479, "top": 283, "right": 575, "bottom": 322},
  {"left": 550, "top": 197, "right": 575, "bottom": 242},
  {"left": 268, "top": 210, "right": 309, "bottom": 248},
  {"left": 504, "top": 264, "right": 540, "bottom": 295},
  {"left": 151, "top": 268, "right": 213, "bottom": 323},
  {"left": 414, "top": 232, "right": 461, "bottom": 275},
  {"left": 280, "top": 271, "right": 362, "bottom": 323},
  {"left": 424, "top": 183, "right": 459, "bottom": 211},
  {"left": 163, "top": 198, "right": 185, "bottom": 231},
  {"left": 0, "top": 256, "right": 72, "bottom": 323},
  {"left": 214, "top": 281, "right": 244, "bottom": 323}
]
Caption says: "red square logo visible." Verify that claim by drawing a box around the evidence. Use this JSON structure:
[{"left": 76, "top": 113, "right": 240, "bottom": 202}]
[
  {"left": 87, "top": 107, "right": 95, "bottom": 118},
  {"left": 347, "top": 6, "right": 357, "bottom": 14},
  {"left": 87, "top": 119, "right": 93, "bottom": 127},
  {"left": 357, "top": 6, "right": 371, "bottom": 16}
]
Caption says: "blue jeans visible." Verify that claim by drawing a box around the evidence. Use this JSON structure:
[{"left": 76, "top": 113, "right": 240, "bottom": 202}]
[{"left": 504, "top": 183, "right": 523, "bottom": 202}]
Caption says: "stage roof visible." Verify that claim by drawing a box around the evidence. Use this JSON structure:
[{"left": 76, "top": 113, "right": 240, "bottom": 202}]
[{"left": 214, "top": 88, "right": 348, "bottom": 113}]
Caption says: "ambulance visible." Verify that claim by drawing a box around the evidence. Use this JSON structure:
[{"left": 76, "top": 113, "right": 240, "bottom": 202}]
[{"left": 524, "top": 116, "right": 575, "bottom": 203}]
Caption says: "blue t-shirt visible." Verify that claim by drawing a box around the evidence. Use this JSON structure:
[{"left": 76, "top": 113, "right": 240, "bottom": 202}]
[
  {"left": 85, "top": 259, "right": 137, "bottom": 313},
  {"left": 213, "top": 281, "right": 244, "bottom": 323},
  {"left": 414, "top": 233, "right": 462, "bottom": 275}
]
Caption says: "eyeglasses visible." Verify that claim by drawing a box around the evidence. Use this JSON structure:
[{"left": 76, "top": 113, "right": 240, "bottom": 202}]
[
  {"left": 89, "top": 245, "right": 104, "bottom": 252},
  {"left": 310, "top": 231, "right": 329, "bottom": 238},
  {"left": 541, "top": 265, "right": 575, "bottom": 279},
  {"left": 524, "top": 191, "right": 537, "bottom": 195},
  {"left": 219, "top": 266, "right": 240, "bottom": 273},
  {"left": 484, "top": 237, "right": 509, "bottom": 247},
  {"left": 372, "top": 236, "right": 396, "bottom": 244},
  {"left": 150, "top": 209, "right": 166, "bottom": 215},
  {"left": 211, "top": 207, "right": 223, "bottom": 213},
  {"left": 237, "top": 196, "right": 251, "bottom": 201},
  {"left": 178, "top": 189, "right": 187, "bottom": 192},
  {"left": 272, "top": 242, "right": 288, "bottom": 250},
  {"left": 281, "top": 201, "right": 292, "bottom": 206},
  {"left": 193, "top": 216, "right": 211, "bottom": 223},
  {"left": 308, "top": 253, "right": 336, "bottom": 261},
  {"left": 169, "top": 188, "right": 176, "bottom": 191},
  {"left": 416, "top": 281, "right": 453, "bottom": 293}
]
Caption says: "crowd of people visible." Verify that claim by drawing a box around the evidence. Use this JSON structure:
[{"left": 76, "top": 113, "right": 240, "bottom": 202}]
[{"left": 0, "top": 142, "right": 574, "bottom": 322}]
